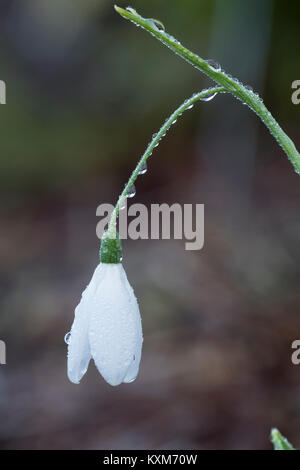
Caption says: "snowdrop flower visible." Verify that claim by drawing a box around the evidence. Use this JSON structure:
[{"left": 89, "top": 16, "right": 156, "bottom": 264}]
[{"left": 67, "top": 233, "right": 143, "bottom": 386}]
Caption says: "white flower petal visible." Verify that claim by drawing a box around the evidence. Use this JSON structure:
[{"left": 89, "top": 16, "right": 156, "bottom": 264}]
[
  {"left": 89, "top": 263, "right": 143, "bottom": 386},
  {"left": 67, "top": 264, "right": 105, "bottom": 384},
  {"left": 120, "top": 267, "right": 143, "bottom": 383}
]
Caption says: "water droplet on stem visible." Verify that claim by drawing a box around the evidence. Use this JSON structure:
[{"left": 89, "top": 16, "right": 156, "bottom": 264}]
[
  {"left": 206, "top": 59, "right": 221, "bottom": 72},
  {"left": 151, "top": 19, "right": 165, "bottom": 31},
  {"left": 119, "top": 198, "right": 126, "bottom": 210},
  {"left": 126, "top": 7, "right": 137, "bottom": 15},
  {"left": 127, "top": 184, "right": 136, "bottom": 198},
  {"left": 201, "top": 91, "right": 217, "bottom": 102},
  {"left": 138, "top": 162, "right": 147, "bottom": 175}
]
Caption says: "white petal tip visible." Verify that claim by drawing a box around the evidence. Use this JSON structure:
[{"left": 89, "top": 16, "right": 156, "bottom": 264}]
[
  {"left": 68, "top": 376, "right": 80, "bottom": 385},
  {"left": 67, "top": 363, "right": 89, "bottom": 384},
  {"left": 100, "top": 372, "right": 125, "bottom": 387},
  {"left": 67, "top": 371, "right": 81, "bottom": 384}
]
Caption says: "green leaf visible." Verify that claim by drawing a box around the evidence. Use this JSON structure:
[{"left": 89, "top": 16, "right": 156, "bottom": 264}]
[{"left": 270, "top": 428, "right": 295, "bottom": 450}]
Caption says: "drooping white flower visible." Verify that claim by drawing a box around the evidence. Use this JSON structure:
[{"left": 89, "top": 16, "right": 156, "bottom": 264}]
[{"left": 67, "top": 263, "right": 143, "bottom": 386}]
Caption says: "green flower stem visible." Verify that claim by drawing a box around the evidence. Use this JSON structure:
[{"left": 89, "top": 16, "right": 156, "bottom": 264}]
[
  {"left": 270, "top": 428, "right": 295, "bottom": 450},
  {"left": 115, "top": 6, "right": 300, "bottom": 175},
  {"left": 107, "top": 86, "right": 225, "bottom": 237}
]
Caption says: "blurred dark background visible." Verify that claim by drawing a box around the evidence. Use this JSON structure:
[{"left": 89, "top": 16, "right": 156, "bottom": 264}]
[{"left": 0, "top": 0, "right": 299, "bottom": 450}]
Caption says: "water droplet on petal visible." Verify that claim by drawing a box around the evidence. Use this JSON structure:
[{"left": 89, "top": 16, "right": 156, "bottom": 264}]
[
  {"left": 206, "top": 59, "right": 221, "bottom": 72},
  {"left": 201, "top": 91, "right": 217, "bottom": 102},
  {"left": 127, "top": 184, "right": 136, "bottom": 198},
  {"left": 126, "top": 376, "right": 137, "bottom": 383},
  {"left": 138, "top": 162, "right": 147, "bottom": 175},
  {"left": 64, "top": 332, "right": 71, "bottom": 344}
]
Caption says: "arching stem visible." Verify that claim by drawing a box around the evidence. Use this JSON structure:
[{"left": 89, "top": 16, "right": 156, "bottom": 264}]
[
  {"left": 115, "top": 6, "right": 300, "bottom": 175},
  {"left": 107, "top": 86, "right": 226, "bottom": 237}
]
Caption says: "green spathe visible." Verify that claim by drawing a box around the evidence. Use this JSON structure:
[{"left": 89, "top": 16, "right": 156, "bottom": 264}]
[{"left": 100, "top": 230, "right": 122, "bottom": 264}]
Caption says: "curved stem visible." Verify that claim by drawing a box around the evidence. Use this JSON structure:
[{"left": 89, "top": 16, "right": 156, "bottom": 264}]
[
  {"left": 107, "top": 86, "right": 225, "bottom": 236},
  {"left": 115, "top": 6, "right": 300, "bottom": 175}
]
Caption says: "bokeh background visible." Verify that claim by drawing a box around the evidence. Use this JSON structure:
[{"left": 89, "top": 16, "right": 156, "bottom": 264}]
[{"left": 0, "top": 0, "right": 299, "bottom": 450}]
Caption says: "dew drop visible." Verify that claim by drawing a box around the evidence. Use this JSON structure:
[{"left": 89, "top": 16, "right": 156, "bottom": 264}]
[
  {"left": 245, "top": 85, "right": 253, "bottom": 92},
  {"left": 201, "top": 92, "right": 217, "bottom": 102},
  {"left": 126, "top": 7, "right": 137, "bottom": 14},
  {"left": 126, "top": 377, "right": 136, "bottom": 383},
  {"left": 127, "top": 184, "right": 136, "bottom": 198},
  {"left": 64, "top": 332, "right": 71, "bottom": 344},
  {"left": 138, "top": 162, "right": 147, "bottom": 175},
  {"left": 119, "top": 198, "right": 126, "bottom": 210},
  {"left": 206, "top": 59, "right": 221, "bottom": 72},
  {"left": 151, "top": 19, "right": 165, "bottom": 31},
  {"left": 186, "top": 104, "right": 194, "bottom": 110}
]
